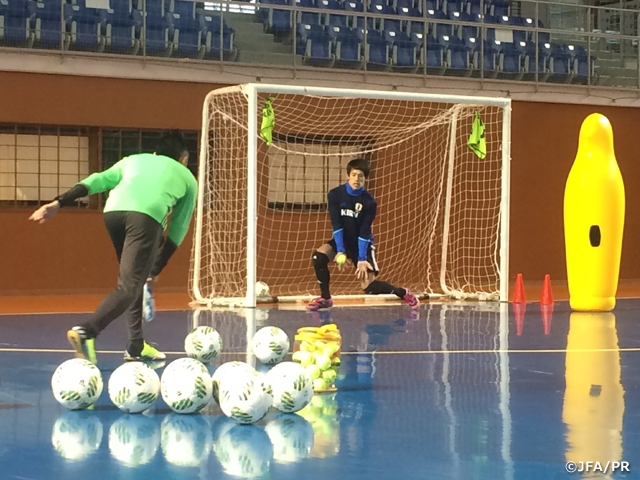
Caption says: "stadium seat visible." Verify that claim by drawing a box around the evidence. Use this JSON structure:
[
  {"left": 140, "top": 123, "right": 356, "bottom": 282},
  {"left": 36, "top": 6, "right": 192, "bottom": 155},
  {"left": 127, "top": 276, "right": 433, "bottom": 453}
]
[
  {"left": 498, "top": 42, "right": 522, "bottom": 76},
  {"left": 0, "top": 0, "right": 35, "bottom": 46},
  {"left": 488, "top": 0, "right": 509, "bottom": 16},
  {"left": 303, "top": 31, "right": 335, "bottom": 66},
  {"left": 32, "top": 0, "right": 69, "bottom": 49},
  {"left": 565, "top": 44, "right": 596, "bottom": 82},
  {"left": 392, "top": 41, "right": 418, "bottom": 71},
  {"left": 268, "top": 8, "right": 292, "bottom": 35},
  {"left": 335, "top": 30, "right": 362, "bottom": 67},
  {"left": 67, "top": 0, "right": 108, "bottom": 51},
  {"left": 105, "top": 0, "right": 141, "bottom": 54}
]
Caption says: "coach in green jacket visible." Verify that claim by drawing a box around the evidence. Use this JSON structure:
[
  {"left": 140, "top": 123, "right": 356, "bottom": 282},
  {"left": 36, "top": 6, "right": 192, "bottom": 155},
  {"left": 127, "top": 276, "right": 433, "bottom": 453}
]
[{"left": 29, "top": 130, "right": 198, "bottom": 365}]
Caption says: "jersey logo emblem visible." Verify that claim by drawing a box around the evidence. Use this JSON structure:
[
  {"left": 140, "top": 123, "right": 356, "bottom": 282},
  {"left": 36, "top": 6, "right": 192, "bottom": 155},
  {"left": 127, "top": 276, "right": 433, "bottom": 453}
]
[{"left": 355, "top": 203, "right": 363, "bottom": 212}]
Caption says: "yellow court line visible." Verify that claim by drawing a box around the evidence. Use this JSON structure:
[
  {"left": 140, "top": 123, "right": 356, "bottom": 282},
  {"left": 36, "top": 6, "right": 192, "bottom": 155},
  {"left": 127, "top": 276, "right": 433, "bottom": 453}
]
[{"left": 2, "top": 347, "right": 640, "bottom": 355}]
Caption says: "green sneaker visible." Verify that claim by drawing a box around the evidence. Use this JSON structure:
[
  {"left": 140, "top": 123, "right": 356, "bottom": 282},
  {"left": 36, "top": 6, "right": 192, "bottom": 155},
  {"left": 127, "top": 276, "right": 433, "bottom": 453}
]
[
  {"left": 124, "top": 341, "right": 166, "bottom": 362},
  {"left": 67, "top": 327, "right": 98, "bottom": 365}
]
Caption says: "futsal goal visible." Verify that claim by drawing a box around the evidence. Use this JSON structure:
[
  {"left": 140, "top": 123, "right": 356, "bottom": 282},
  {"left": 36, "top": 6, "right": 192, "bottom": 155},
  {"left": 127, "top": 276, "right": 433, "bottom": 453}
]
[{"left": 189, "top": 84, "right": 511, "bottom": 308}]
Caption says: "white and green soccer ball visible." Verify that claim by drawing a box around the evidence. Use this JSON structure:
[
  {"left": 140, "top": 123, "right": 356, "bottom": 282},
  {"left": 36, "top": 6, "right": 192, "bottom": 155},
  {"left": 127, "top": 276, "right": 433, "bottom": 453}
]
[
  {"left": 255, "top": 281, "right": 270, "bottom": 298},
  {"left": 219, "top": 374, "right": 273, "bottom": 425},
  {"left": 211, "top": 361, "right": 256, "bottom": 405},
  {"left": 108, "top": 362, "right": 160, "bottom": 414},
  {"left": 184, "top": 326, "right": 223, "bottom": 363},
  {"left": 161, "top": 415, "right": 213, "bottom": 467},
  {"left": 108, "top": 415, "right": 160, "bottom": 467},
  {"left": 51, "top": 358, "right": 103, "bottom": 410},
  {"left": 161, "top": 358, "right": 212, "bottom": 414},
  {"left": 252, "top": 326, "right": 290, "bottom": 365},
  {"left": 266, "top": 362, "right": 314, "bottom": 413}
]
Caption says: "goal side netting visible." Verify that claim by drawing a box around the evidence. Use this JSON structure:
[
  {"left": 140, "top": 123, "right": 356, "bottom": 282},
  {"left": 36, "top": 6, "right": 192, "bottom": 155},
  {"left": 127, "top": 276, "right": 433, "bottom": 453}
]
[{"left": 190, "top": 84, "right": 510, "bottom": 307}]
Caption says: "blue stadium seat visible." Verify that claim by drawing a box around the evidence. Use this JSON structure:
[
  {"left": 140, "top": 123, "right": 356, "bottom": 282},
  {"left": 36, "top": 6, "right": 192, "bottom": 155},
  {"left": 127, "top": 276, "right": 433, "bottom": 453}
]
[
  {"left": 316, "top": 0, "right": 340, "bottom": 11},
  {"left": 523, "top": 43, "right": 546, "bottom": 77},
  {"left": 474, "top": 38, "right": 497, "bottom": 76},
  {"left": 397, "top": 5, "right": 420, "bottom": 31},
  {"left": 298, "top": 9, "right": 321, "bottom": 24},
  {"left": 335, "top": 33, "right": 362, "bottom": 67},
  {"left": 67, "top": 0, "right": 108, "bottom": 51},
  {"left": 363, "top": 28, "right": 389, "bottom": 68},
  {"left": 392, "top": 41, "right": 417, "bottom": 70},
  {"left": 0, "top": 0, "right": 35, "bottom": 46},
  {"left": 424, "top": 38, "right": 445, "bottom": 71},
  {"left": 296, "top": 21, "right": 324, "bottom": 53},
  {"left": 489, "top": 0, "right": 509, "bottom": 16},
  {"left": 443, "top": 0, "right": 462, "bottom": 15},
  {"left": 171, "top": 5, "right": 206, "bottom": 59},
  {"left": 565, "top": 44, "right": 596, "bottom": 82},
  {"left": 138, "top": 7, "right": 174, "bottom": 57},
  {"left": 268, "top": 8, "right": 292, "bottom": 34},
  {"left": 428, "top": 9, "right": 451, "bottom": 37},
  {"left": 439, "top": 34, "right": 470, "bottom": 72},
  {"left": 327, "top": 11, "right": 348, "bottom": 27},
  {"left": 104, "top": 0, "right": 142, "bottom": 53},
  {"left": 32, "top": 0, "right": 69, "bottom": 49},
  {"left": 367, "top": 3, "right": 395, "bottom": 30},
  {"left": 545, "top": 42, "right": 571, "bottom": 81},
  {"left": 303, "top": 31, "right": 334, "bottom": 66},
  {"left": 498, "top": 42, "right": 522, "bottom": 75},
  {"left": 450, "top": 10, "right": 476, "bottom": 38},
  {"left": 394, "top": 0, "right": 415, "bottom": 10}
]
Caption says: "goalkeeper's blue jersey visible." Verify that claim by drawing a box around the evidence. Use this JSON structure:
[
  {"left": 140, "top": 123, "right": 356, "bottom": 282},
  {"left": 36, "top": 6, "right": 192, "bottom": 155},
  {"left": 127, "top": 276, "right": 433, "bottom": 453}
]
[{"left": 327, "top": 184, "right": 377, "bottom": 250}]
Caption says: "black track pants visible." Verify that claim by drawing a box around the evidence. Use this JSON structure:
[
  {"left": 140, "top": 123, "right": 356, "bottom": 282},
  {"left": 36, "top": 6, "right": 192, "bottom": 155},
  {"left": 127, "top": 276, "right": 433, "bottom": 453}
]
[{"left": 82, "top": 211, "right": 163, "bottom": 355}]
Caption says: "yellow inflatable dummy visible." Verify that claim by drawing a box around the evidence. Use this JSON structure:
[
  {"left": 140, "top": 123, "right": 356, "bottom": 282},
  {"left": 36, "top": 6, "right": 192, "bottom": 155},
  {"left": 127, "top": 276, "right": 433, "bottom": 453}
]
[{"left": 564, "top": 113, "right": 625, "bottom": 312}]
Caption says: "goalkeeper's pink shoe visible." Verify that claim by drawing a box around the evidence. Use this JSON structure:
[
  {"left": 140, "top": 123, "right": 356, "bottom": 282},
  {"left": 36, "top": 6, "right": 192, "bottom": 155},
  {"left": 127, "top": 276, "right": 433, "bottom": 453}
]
[
  {"left": 307, "top": 297, "right": 333, "bottom": 311},
  {"left": 402, "top": 289, "right": 420, "bottom": 309}
]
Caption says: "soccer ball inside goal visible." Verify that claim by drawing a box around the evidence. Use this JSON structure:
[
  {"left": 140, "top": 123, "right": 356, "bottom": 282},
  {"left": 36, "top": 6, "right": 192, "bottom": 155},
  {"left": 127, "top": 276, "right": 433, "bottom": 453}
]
[
  {"left": 255, "top": 281, "right": 270, "bottom": 298},
  {"left": 266, "top": 362, "right": 314, "bottom": 413},
  {"left": 108, "top": 362, "right": 160, "bottom": 414},
  {"left": 219, "top": 374, "right": 273, "bottom": 425},
  {"left": 184, "top": 326, "right": 223, "bottom": 363},
  {"left": 161, "top": 358, "right": 212, "bottom": 414},
  {"left": 51, "top": 358, "right": 103, "bottom": 410},
  {"left": 252, "top": 326, "right": 290, "bottom": 365}
]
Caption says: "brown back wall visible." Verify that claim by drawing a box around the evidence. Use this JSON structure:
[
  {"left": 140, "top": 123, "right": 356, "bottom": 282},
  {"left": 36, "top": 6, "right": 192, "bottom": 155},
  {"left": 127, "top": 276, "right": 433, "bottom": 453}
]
[{"left": 0, "top": 71, "right": 638, "bottom": 296}]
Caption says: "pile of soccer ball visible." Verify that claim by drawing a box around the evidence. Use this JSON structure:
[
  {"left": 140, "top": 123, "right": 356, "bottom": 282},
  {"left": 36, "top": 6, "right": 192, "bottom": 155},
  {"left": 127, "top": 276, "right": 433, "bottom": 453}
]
[{"left": 51, "top": 324, "right": 317, "bottom": 425}]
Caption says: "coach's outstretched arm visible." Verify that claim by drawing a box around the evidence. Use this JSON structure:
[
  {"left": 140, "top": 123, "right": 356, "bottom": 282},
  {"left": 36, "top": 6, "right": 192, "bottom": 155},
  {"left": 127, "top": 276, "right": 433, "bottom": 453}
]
[{"left": 29, "top": 159, "right": 127, "bottom": 223}]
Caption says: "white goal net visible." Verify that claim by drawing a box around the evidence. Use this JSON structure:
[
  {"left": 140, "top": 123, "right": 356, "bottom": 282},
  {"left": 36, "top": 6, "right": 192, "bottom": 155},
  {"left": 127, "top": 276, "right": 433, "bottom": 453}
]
[{"left": 190, "top": 84, "right": 510, "bottom": 307}]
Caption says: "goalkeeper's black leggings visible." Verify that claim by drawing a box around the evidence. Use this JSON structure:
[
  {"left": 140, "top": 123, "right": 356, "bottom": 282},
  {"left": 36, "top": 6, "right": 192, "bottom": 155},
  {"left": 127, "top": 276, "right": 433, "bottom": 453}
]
[{"left": 81, "top": 211, "right": 163, "bottom": 355}]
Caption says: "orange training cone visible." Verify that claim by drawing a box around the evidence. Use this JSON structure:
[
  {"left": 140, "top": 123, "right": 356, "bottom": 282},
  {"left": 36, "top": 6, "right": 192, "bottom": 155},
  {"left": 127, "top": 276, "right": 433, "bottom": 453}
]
[
  {"left": 540, "top": 274, "right": 554, "bottom": 306},
  {"left": 513, "top": 273, "right": 526, "bottom": 303}
]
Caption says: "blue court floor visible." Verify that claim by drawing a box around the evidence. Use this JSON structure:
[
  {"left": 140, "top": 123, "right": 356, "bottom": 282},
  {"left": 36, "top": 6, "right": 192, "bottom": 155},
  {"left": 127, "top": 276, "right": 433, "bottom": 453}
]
[{"left": 1, "top": 300, "right": 639, "bottom": 480}]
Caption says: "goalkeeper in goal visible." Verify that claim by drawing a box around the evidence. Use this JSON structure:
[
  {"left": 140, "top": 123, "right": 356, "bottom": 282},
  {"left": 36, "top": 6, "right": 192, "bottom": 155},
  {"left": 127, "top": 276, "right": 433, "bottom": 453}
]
[{"left": 307, "top": 158, "right": 420, "bottom": 311}]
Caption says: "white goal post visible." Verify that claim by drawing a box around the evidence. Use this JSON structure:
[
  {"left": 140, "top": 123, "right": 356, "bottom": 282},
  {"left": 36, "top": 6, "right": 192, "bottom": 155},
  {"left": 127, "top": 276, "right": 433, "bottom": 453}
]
[{"left": 190, "top": 84, "right": 511, "bottom": 308}]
